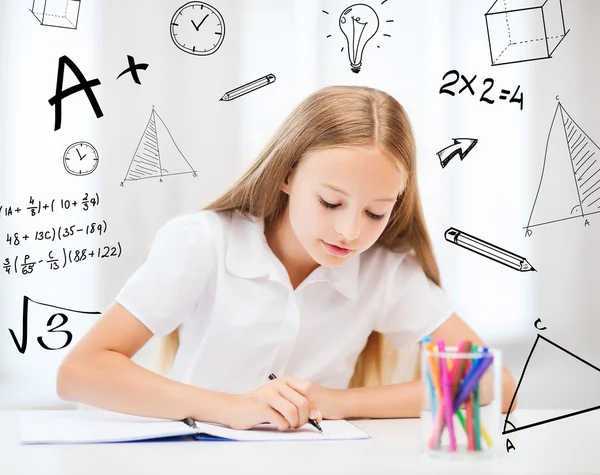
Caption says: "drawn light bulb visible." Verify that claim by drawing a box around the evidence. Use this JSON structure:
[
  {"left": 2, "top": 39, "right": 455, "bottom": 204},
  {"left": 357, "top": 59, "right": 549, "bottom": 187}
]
[{"left": 339, "top": 4, "right": 379, "bottom": 74}]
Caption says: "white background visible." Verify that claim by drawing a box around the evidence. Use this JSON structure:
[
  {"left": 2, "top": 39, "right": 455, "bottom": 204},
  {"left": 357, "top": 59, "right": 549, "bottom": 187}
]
[{"left": 0, "top": 0, "right": 599, "bottom": 412}]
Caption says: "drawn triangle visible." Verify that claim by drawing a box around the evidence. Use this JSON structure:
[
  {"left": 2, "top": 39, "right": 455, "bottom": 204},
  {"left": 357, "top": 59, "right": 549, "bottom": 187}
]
[
  {"left": 561, "top": 106, "right": 600, "bottom": 213},
  {"left": 527, "top": 103, "right": 582, "bottom": 228},
  {"left": 503, "top": 335, "right": 600, "bottom": 435},
  {"left": 152, "top": 111, "right": 195, "bottom": 177},
  {"left": 124, "top": 110, "right": 161, "bottom": 181},
  {"left": 123, "top": 108, "right": 195, "bottom": 183}
]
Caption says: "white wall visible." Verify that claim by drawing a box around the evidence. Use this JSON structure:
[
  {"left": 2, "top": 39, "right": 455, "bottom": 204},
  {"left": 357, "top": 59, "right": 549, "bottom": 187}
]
[{"left": 1, "top": 0, "right": 599, "bottom": 411}]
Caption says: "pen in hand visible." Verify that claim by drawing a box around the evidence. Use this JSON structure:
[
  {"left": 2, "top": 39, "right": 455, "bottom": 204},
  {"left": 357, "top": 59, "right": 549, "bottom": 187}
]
[
  {"left": 268, "top": 373, "right": 323, "bottom": 434},
  {"left": 181, "top": 417, "right": 198, "bottom": 429}
]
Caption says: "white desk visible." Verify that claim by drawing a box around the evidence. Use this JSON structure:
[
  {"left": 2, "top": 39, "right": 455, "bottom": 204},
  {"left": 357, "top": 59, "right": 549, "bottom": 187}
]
[{"left": 1, "top": 409, "right": 598, "bottom": 474}]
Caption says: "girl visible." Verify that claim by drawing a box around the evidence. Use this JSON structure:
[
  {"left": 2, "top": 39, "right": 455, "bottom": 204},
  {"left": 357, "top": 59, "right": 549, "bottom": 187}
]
[{"left": 57, "top": 85, "right": 517, "bottom": 432}]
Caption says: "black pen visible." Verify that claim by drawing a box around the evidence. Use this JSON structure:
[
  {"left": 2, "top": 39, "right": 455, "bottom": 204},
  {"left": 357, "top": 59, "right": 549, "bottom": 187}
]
[
  {"left": 268, "top": 373, "right": 323, "bottom": 434},
  {"left": 181, "top": 417, "right": 197, "bottom": 429}
]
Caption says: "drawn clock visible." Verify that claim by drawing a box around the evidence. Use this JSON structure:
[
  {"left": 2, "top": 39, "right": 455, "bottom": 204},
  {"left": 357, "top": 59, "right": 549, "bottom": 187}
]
[
  {"left": 170, "top": 2, "right": 226, "bottom": 56},
  {"left": 63, "top": 141, "right": 99, "bottom": 176}
]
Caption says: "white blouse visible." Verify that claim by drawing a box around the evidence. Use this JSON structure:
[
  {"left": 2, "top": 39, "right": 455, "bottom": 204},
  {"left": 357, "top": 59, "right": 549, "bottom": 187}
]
[{"left": 115, "top": 210, "right": 453, "bottom": 394}]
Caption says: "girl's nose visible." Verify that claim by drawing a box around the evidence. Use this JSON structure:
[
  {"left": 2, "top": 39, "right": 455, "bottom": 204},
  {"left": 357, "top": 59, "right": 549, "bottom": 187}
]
[{"left": 334, "top": 213, "right": 360, "bottom": 242}]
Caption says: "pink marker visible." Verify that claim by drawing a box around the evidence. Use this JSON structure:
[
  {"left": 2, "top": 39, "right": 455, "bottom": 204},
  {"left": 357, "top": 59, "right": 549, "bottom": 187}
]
[
  {"left": 428, "top": 401, "right": 445, "bottom": 449},
  {"left": 438, "top": 340, "right": 457, "bottom": 451}
]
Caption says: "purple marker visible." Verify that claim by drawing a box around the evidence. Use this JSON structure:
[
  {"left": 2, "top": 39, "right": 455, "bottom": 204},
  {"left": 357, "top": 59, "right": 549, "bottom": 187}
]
[{"left": 453, "top": 353, "right": 494, "bottom": 411}]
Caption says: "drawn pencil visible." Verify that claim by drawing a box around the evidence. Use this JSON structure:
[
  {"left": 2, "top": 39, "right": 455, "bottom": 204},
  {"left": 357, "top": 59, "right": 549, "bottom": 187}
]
[
  {"left": 220, "top": 73, "right": 276, "bottom": 101},
  {"left": 445, "top": 227, "right": 535, "bottom": 272}
]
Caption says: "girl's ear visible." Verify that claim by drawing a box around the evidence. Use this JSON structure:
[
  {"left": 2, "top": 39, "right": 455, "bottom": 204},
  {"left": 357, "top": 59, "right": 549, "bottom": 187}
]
[{"left": 280, "top": 172, "right": 292, "bottom": 194}]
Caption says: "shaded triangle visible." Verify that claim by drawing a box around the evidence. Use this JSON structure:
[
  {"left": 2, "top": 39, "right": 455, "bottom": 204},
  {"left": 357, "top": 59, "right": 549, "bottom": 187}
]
[
  {"left": 123, "top": 109, "right": 196, "bottom": 183},
  {"left": 561, "top": 106, "right": 600, "bottom": 212},
  {"left": 526, "top": 103, "right": 582, "bottom": 229},
  {"left": 503, "top": 335, "right": 600, "bottom": 435},
  {"left": 125, "top": 111, "right": 162, "bottom": 181}
]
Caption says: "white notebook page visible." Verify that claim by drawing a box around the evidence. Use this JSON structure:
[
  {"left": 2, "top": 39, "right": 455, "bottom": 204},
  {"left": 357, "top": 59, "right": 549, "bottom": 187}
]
[
  {"left": 18, "top": 410, "right": 370, "bottom": 444},
  {"left": 19, "top": 410, "right": 194, "bottom": 444}
]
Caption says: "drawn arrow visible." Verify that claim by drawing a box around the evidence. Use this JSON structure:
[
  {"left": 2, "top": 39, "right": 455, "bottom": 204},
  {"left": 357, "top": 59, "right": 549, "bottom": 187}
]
[{"left": 436, "top": 138, "right": 478, "bottom": 168}]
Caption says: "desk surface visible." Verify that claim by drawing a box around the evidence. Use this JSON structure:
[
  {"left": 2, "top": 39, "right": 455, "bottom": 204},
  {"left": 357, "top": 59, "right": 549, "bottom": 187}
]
[{"left": 2, "top": 408, "right": 598, "bottom": 474}]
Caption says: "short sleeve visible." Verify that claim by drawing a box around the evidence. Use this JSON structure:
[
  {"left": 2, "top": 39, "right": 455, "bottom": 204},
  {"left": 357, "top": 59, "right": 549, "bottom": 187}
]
[
  {"left": 115, "top": 214, "right": 217, "bottom": 338},
  {"left": 374, "top": 251, "right": 454, "bottom": 349}
]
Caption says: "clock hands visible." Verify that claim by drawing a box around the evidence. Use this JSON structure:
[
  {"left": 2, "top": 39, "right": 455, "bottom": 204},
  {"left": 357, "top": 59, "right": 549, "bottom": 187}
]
[
  {"left": 64, "top": 141, "right": 98, "bottom": 176},
  {"left": 170, "top": 3, "right": 225, "bottom": 56},
  {"left": 191, "top": 14, "right": 209, "bottom": 31},
  {"left": 198, "top": 13, "right": 209, "bottom": 28}
]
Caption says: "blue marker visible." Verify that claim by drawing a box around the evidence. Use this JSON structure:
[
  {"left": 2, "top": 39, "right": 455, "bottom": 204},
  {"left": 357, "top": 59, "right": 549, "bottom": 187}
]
[
  {"left": 422, "top": 336, "right": 437, "bottom": 417},
  {"left": 453, "top": 353, "right": 494, "bottom": 411}
]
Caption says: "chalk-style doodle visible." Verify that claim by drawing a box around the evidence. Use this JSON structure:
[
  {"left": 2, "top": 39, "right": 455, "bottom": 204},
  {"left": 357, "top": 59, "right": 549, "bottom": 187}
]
[
  {"left": 8, "top": 296, "right": 101, "bottom": 354},
  {"left": 219, "top": 74, "right": 276, "bottom": 102},
  {"left": 63, "top": 141, "right": 99, "bottom": 176},
  {"left": 503, "top": 333, "right": 600, "bottom": 453},
  {"left": 121, "top": 107, "right": 197, "bottom": 185},
  {"left": 525, "top": 102, "right": 600, "bottom": 235},
  {"left": 485, "top": 0, "right": 570, "bottom": 67},
  {"left": 3, "top": 243, "right": 122, "bottom": 277},
  {"left": 439, "top": 69, "right": 523, "bottom": 110},
  {"left": 48, "top": 55, "right": 103, "bottom": 132},
  {"left": 322, "top": 2, "right": 393, "bottom": 74},
  {"left": 436, "top": 138, "right": 478, "bottom": 168},
  {"left": 30, "top": 0, "right": 81, "bottom": 30},
  {"left": 116, "top": 55, "right": 149, "bottom": 85},
  {"left": 170, "top": 1, "right": 225, "bottom": 56},
  {"left": 445, "top": 227, "right": 535, "bottom": 272}
]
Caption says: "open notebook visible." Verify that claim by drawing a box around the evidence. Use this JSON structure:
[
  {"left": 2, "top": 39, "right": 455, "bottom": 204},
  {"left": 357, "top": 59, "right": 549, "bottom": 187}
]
[{"left": 18, "top": 410, "right": 371, "bottom": 444}]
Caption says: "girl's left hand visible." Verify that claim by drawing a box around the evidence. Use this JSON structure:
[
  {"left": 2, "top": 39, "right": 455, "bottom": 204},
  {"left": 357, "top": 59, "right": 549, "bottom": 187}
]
[{"left": 278, "top": 376, "right": 346, "bottom": 421}]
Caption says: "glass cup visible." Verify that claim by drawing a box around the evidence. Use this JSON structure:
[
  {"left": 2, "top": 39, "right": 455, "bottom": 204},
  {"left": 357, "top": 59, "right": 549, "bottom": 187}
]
[{"left": 420, "top": 342, "right": 502, "bottom": 460}]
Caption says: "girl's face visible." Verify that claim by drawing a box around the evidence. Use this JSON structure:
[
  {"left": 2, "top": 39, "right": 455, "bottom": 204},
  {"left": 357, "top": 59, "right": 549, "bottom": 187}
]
[{"left": 281, "top": 146, "right": 405, "bottom": 267}]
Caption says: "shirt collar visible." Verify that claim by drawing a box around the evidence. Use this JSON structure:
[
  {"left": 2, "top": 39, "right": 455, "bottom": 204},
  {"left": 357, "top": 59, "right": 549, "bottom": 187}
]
[{"left": 224, "top": 211, "right": 360, "bottom": 301}]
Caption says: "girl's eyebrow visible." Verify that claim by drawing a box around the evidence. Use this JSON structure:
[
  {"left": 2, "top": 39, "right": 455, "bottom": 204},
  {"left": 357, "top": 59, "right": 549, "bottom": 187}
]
[{"left": 320, "top": 183, "right": 398, "bottom": 202}]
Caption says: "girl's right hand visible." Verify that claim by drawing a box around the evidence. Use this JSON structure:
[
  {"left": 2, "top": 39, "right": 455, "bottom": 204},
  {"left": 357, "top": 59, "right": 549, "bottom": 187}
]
[{"left": 221, "top": 377, "right": 323, "bottom": 431}]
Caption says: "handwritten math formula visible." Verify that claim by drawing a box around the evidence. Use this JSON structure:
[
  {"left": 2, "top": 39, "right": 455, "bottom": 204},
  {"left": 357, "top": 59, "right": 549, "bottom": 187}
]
[
  {"left": 0, "top": 191, "right": 124, "bottom": 276},
  {"left": 0, "top": 193, "right": 99, "bottom": 221},
  {"left": 8, "top": 296, "right": 102, "bottom": 354},
  {"left": 5, "top": 220, "right": 108, "bottom": 246},
  {"left": 3, "top": 242, "right": 122, "bottom": 276},
  {"left": 439, "top": 69, "right": 524, "bottom": 111}
]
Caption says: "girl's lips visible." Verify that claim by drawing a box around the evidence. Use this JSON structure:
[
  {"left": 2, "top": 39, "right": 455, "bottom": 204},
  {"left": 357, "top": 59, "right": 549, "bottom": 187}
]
[{"left": 321, "top": 240, "right": 353, "bottom": 256}]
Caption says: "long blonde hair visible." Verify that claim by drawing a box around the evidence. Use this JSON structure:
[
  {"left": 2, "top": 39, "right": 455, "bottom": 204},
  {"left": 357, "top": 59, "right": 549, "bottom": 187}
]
[{"left": 157, "top": 85, "right": 441, "bottom": 388}]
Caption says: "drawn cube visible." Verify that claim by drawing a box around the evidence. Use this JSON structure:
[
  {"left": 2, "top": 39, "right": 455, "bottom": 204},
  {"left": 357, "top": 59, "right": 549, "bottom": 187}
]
[
  {"left": 30, "top": 0, "right": 81, "bottom": 30},
  {"left": 485, "top": 0, "right": 569, "bottom": 66}
]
